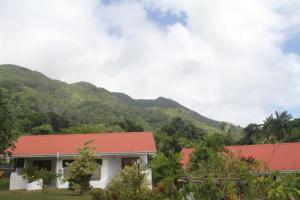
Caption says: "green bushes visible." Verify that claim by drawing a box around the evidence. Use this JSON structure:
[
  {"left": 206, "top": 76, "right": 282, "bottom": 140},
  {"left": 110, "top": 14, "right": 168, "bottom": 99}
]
[{"left": 90, "top": 164, "right": 157, "bottom": 200}]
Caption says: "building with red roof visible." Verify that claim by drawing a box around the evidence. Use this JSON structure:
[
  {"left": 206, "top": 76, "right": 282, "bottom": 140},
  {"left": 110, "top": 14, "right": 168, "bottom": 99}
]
[
  {"left": 181, "top": 142, "right": 300, "bottom": 172},
  {"left": 8, "top": 132, "right": 156, "bottom": 191}
]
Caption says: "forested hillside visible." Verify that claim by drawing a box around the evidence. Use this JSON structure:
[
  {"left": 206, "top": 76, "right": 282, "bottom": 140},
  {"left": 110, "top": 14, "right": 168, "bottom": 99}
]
[{"left": 0, "top": 64, "right": 237, "bottom": 135}]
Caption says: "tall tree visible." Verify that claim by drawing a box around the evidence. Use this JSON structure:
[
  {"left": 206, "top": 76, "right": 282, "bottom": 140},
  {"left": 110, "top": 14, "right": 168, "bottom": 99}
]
[
  {"left": 263, "top": 111, "right": 292, "bottom": 141},
  {"left": 0, "top": 88, "right": 16, "bottom": 156}
]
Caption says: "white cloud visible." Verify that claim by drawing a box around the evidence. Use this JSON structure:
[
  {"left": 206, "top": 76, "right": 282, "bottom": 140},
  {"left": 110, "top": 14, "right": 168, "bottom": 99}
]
[{"left": 0, "top": 0, "right": 300, "bottom": 126}]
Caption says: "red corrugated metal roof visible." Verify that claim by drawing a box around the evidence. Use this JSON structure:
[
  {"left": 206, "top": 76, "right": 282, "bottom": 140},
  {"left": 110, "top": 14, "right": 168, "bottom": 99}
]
[
  {"left": 9, "top": 132, "right": 156, "bottom": 157},
  {"left": 181, "top": 142, "right": 300, "bottom": 171}
]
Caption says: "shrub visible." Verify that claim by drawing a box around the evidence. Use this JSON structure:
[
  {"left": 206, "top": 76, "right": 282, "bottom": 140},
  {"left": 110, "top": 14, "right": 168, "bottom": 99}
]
[
  {"left": 0, "top": 170, "right": 5, "bottom": 178},
  {"left": 90, "top": 188, "right": 107, "bottom": 200},
  {"left": 23, "top": 166, "right": 40, "bottom": 183}
]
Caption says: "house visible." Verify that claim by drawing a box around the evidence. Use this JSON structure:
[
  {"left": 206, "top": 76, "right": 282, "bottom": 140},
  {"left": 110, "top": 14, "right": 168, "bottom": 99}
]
[
  {"left": 181, "top": 142, "right": 300, "bottom": 172},
  {"left": 8, "top": 131, "right": 157, "bottom": 190}
]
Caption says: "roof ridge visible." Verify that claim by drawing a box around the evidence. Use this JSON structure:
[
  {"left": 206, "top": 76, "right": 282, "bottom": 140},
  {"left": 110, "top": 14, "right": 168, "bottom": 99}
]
[
  {"left": 19, "top": 131, "right": 152, "bottom": 138},
  {"left": 226, "top": 142, "right": 300, "bottom": 148}
]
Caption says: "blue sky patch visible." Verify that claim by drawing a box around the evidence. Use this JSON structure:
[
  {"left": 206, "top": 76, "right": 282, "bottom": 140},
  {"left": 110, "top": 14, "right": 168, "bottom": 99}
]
[
  {"left": 281, "top": 34, "right": 300, "bottom": 54},
  {"left": 101, "top": 0, "right": 118, "bottom": 5},
  {"left": 146, "top": 8, "right": 187, "bottom": 27}
]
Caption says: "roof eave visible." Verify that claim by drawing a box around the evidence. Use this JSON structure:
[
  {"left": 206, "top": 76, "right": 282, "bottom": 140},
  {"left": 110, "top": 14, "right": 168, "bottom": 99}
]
[{"left": 10, "top": 151, "right": 157, "bottom": 158}]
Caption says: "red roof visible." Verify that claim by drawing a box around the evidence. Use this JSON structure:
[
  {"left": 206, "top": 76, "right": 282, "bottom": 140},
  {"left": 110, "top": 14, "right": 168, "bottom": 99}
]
[
  {"left": 180, "top": 148, "right": 194, "bottom": 165},
  {"left": 181, "top": 142, "right": 300, "bottom": 171},
  {"left": 9, "top": 132, "right": 156, "bottom": 157}
]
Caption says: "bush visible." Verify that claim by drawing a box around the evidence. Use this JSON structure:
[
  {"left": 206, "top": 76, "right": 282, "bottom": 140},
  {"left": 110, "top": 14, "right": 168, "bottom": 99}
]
[
  {"left": 0, "top": 170, "right": 5, "bottom": 178},
  {"left": 105, "top": 164, "right": 151, "bottom": 200},
  {"left": 23, "top": 166, "right": 40, "bottom": 183},
  {"left": 90, "top": 188, "right": 107, "bottom": 200},
  {"left": 31, "top": 124, "right": 54, "bottom": 135}
]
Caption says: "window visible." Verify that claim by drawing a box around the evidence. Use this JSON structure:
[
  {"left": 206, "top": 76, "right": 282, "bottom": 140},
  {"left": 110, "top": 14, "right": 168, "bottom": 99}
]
[
  {"left": 62, "top": 160, "right": 74, "bottom": 179},
  {"left": 62, "top": 159, "right": 102, "bottom": 180},
  {"left": 62, "top": 160, "right": 74, "bottom": 168},
  {"left": 96, "top": 159, "right": 102, "bottom": 165},
  {"left": 121, "top": 157, "right": 139, "bottom": 169},
  {"left": 90, "top": 159, "right": 102, "bottom": 180}
]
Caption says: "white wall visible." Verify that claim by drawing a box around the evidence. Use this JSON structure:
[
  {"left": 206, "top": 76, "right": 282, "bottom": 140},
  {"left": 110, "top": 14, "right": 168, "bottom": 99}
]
[
  {"left": 10, "top": 153, "right": 152, "bottom": 190},
  {"left": 26, "top": 179, "right": 43, "bottom": 190},
  {"left": 55, "top": 158, "right": 69, "bottom": 189},
  {"left": 98, "top": 156, "right": 122, "bottom": 188},
  {"left": 9, "top": 171, "right": 27, "bottom": 190}
]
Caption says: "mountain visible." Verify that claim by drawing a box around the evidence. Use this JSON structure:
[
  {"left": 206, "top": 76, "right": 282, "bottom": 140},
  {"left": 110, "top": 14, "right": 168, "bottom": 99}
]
[{"left": 0, "top": 64, "right": 236, "bottom": 133}]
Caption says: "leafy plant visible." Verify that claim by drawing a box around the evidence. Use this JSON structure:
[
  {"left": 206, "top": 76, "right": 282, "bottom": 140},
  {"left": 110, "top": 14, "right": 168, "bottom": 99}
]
[
  {"left": 66, "top": 140, "right": 98, "bottom": 195},
  {"left": 105, "top": 164, "right": 152, "bottom": 200},
  {"left": 23, "top": 166, "right": 40, "bottom": 183}
]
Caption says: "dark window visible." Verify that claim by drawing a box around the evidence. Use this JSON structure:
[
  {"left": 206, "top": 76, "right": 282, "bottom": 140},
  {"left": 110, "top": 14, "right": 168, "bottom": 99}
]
[
  {"left": 96, "top": 159, "right": 102, "bottom": 165},
  {"left": 121, "top": 157, "right": 139, "bottom": 169},
  {"left": 15, "top": 158, "right": 25, "bottom": 168},
  {"left": 90, "top": 162, "right": 102, "bottom": 180},
  {"left": 62, "top": 160, "right": 74, "bottom": 168},
  {"left": 32, "top": 160, "right": 52, "bottom": 171}
]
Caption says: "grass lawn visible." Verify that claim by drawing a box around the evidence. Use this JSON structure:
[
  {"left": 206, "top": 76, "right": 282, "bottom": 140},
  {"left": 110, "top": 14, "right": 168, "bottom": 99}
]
[
  {"left": 0, "top": 178, "right": 91, "bottom": 200},
  {"left": 0, "top": 179, "right": 91, "bottom": 200},
  {"left": 0, "top": 178, "right": 9, "bottom": 191},
  {"left": 0, "top": 189, "right": 91, "bottom": 200}
]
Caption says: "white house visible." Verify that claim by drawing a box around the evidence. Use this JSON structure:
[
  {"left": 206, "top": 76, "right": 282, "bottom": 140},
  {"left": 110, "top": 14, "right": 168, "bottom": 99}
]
[{"left": 7, "top": 131, "right": 157, "bottom": 190}]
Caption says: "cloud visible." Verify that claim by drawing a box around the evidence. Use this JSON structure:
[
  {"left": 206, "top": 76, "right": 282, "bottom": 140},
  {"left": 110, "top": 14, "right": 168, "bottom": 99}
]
[{"left": 0, "top": 0, "right": 300, "bottom": 126}]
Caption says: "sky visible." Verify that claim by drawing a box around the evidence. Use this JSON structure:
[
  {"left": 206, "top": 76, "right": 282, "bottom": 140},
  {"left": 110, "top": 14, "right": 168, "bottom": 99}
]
[{"left": 0, "top": 0, "right": 300, "bottom": 126}]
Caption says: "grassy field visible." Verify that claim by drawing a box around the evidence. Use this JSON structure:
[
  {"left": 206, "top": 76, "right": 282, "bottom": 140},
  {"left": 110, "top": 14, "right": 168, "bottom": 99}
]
[
  {"left": 0, "top": 179, "right": 91, "bottom": 200},
  {"left": 0, "top": 189, "right": 91, "bottom": 200},
  {"left": 0, "top": 178, "right": 9, "bottom": 191}
]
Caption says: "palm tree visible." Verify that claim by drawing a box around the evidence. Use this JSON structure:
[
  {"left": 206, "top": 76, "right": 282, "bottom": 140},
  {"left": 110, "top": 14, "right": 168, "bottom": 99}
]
[{"left": 263, "top": 111, "right": 292, "bottom": 141}]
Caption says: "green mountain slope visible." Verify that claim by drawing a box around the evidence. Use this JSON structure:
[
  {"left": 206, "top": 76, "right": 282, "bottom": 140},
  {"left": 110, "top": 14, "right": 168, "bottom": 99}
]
[{"left": 0, "top": 64, "right": 235, "bottom": 133}]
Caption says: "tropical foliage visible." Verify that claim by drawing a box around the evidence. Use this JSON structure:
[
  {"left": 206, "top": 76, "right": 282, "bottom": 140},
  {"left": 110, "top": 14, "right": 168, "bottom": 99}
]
[
  {"left": 240, "top": 111, "right": 300, "bottom": 144},
  {"left": 0, "top": 64, "right": 229, "bottom": 137},
  {"left": 0, "top": 87, "right": 17, "bottom": 157}
]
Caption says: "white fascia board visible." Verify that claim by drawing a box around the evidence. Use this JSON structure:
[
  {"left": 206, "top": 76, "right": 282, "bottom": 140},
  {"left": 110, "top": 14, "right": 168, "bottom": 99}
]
[{"left": 10, "top": 151, "right": 156, "bottom": 158}]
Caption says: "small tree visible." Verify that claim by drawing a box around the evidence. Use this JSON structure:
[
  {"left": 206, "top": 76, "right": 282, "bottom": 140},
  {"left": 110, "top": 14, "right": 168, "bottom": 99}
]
[
  {"left": 23, "top": 166, "right": 57, "bottom": 200},
  {"left": 66, "top": 140, "right": 97, "bottom": 195}
]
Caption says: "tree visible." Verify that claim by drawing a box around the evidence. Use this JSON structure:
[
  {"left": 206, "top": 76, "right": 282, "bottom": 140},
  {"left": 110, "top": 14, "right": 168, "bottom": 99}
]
[
  {"left": 160, "top": 117, "right": 204, "bottom": 141},
  {"left": 263, "top": 111, "right": 292, "bottom": 141},
  {"left": 31, "top": 124, "right": 54, "bottom": 135},
  {"left": 150, "top": 153, "right": 183, "bottom": 199},
  {"left": 240, "top": 123, "right": 262, "bottom": 144},
  {"left": 0, "top": 88, "right": 16, "bottom": 156},
  {"left": 117, "top": 119, "right": 144, "bottom": 132},
  {"left": 189, "top": 134, "right": 225, "bottom": 171},
  {"left": 66, "top": 140, "right": 98, "bottom": 195},
  {"left": 156, "top": 117, "right": 205, "bottom": 157},
  {"left": 155, "top": 133, "right": 182, "bottom": 157}
]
